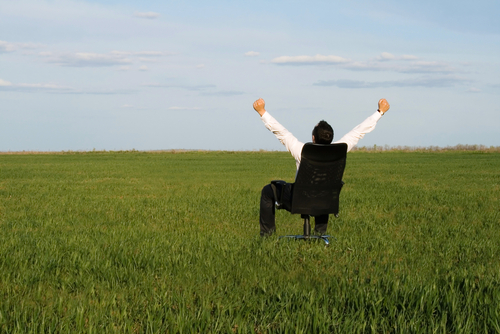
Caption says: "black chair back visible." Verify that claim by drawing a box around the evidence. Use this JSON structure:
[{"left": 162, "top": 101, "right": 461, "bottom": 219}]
[{"left": 290, "top": 143, "right": 347, "bottom": 216}]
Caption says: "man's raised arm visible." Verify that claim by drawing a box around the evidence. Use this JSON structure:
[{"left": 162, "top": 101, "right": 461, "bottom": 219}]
[
  {"left": 335, "top": 98, "right": 390, "bottom": 152},
  {"left": 253, "top": 98, "right": 304, "bottom": 166}
]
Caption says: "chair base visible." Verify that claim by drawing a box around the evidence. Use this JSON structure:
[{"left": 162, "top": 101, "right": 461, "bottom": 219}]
[
  {"left": 278, "top": 215, "right": 337, "bottom": 245},
  {"left": 279, "top": 234, "right": 334, "bottom": 245}
]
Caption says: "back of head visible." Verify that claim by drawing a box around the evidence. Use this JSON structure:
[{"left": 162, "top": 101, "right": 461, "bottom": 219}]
[{"left": 312, "top": 120, "right": 334, "bottom": 144}]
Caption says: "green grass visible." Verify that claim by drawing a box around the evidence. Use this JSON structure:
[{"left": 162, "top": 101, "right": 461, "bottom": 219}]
[{"left": 1, "top": 151, "right": 499, "bottom": 333}]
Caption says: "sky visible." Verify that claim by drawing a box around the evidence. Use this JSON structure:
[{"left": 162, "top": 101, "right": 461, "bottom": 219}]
[{"left": 1, "top": 0, "right": 499, "bottom": 151}]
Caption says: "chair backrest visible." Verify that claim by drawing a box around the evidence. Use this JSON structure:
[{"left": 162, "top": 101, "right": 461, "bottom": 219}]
[{"left": 290, "top": 142, "right": 347, "bottom": 216}]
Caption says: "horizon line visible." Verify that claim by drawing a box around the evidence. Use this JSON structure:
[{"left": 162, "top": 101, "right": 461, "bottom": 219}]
[{"left": 1, "top": 144, "right": 500, "bottom": 155}]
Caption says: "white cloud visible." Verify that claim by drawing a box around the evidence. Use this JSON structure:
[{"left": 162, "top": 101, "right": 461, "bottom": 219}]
[
  {"left": 18, "top": 83, "right": 65, "bottom": 89},
  {"left": 133, "top": 11, "right": 160, "bottom": 19},
  {"left": 343, "top": 61, "right": 382, "bottom": 71},
  {"left": 272, "top": 53, "right": 454, "bottom": 74},
  {"left": 117, "top": 66, "right": 131, "bottom": 71},
  {"left": 0, "top": 41, "right": 17, "bottom": 53},
  {"left": 376, "top": 52, "right": 418, "bottom": 61},
  {"left": 196, "top": 64, "right": 205, "bottom": 69},
  {"left": 379, "top": 52, "right": 396, "bottom": 60},
  {"left": 0, "top": 79, "right": 72, "bottom": 92},
  {"left": 0, "top": 79, "right": 13, "bottom": 86},
  {"left": 245, "top": 51, "right": 260, "bottom": 57},
  {"left": 17, "top": 42, "right": 45, "bottom": 50},
  {"left": 0, "top": 40, "right": 45, "bottom": 53},
  {"left": 39, "top": 50, "right": 170, "bottom": 67},
  {"left": 44, "top": 52, "right": 132, "bottom": 67},
  {"left": 271, "top": 54, "right": 350, "bottom": 65},
  {"left": 139, "top": 65, "right": 148, "bottom": 71},
  {"left": 468, "top": 87, "right": 481, "bottom": 93},
  {"left": 0, "top": 78, "right": 135, "bottom": 94},
  {"left": 314, "top": 75, "right": 470, "bottom": 89}
]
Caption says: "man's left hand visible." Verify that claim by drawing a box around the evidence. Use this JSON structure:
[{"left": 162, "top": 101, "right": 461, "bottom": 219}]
[{"left": 378, "top": 99, "right": 390, "bottom": 115}]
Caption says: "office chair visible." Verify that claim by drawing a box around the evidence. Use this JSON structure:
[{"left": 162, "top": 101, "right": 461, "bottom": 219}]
[{"left": 277, "top": 142, "right": 347, "bottom": 245}]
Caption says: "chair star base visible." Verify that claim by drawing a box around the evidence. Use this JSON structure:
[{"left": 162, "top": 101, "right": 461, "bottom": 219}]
[
  {"left": 278, "top": 214, "right": 336, "bottom": 246},
  {"left": 279, "top": 234, "right": 335, "bottom": 246}
]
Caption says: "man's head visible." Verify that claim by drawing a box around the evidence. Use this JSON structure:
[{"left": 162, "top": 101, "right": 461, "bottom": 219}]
[{"left": 312, "top": 120, "right": 334, "bottom": 144}]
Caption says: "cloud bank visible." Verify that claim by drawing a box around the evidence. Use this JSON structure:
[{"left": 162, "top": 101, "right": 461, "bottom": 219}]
[
  {"left": 0, "top": 40, "right": 44, "bottom": 53},
  {"left": 0, "top": 78, "right": 72, "bottom": 92},
  {"left": 0, "top": 78, "right": 135, "bottom": 94},
  {"left": 38, "top": 50, "right": 170, "bottom": 67},
  {"left": 245, "top": 51, "right": 260, "bottom": 57},
  {"left": 313, "top": 76, "right": 470, "bottom": 89},
  {"left": 272, "top": 54, "right": 350, "bottom": 65},
  {"left": 272, "top": 52, "right": 455, "bottom": 74},
  {"left": 0, "top": 41, "right": 16, "bottom": 53},
  {"left": 133, "top": 12, "right": 160, "bottom": 19}
]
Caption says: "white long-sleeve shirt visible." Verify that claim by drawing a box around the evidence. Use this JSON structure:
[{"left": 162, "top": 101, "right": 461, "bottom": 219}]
[{"left": 261, "top": 111, "right": 383, "bottom": 170}]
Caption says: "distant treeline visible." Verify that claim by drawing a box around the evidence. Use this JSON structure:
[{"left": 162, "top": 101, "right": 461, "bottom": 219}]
[
  {"left": 352, "top": 144, "right": 500, "bottom": 152},
  {"left": 1, "top": 144, "right": 500, "bottom": 154}
]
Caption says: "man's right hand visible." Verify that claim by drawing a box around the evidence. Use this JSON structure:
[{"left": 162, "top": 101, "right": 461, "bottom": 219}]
[
  {"left": 253, "top": 98, "right": 266, "bottom": 116},
  {"left": 378, "top": 98, "right": 390, "bottom": 115}
]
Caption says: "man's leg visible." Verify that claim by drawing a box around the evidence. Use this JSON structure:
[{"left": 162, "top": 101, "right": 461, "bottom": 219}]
[
  {"left": 260, "top": 184, "right": 277, "bottom": 236},
  {"left": 314, "top": 214, "right": 329, "bottom": 235}
]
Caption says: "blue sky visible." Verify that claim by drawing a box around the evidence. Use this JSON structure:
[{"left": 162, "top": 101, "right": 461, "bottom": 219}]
[{"left": 1, "top": 0, "right": 499, "bottom": 151}]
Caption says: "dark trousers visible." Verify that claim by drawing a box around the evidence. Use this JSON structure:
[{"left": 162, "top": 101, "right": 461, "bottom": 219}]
[{"left": 259, "top": 183, "right": 329, "bottom": 236}]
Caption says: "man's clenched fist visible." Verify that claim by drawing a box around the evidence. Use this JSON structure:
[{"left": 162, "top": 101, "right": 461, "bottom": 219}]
[
  {"left": 253, "top": 98, "right": 266, "bottom": 116},
  {"left": 378, "top": 99, "right": 390, "bottom": 115}
]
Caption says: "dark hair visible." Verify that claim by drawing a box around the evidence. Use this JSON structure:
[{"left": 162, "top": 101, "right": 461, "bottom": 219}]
[{"left": 312, "top": 120, "right": 334, "bottom": 144}]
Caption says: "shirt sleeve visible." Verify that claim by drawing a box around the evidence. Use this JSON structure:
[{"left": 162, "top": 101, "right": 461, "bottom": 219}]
[
  {"left": 334, "top": 111, "right": 383, "bottom": 152},
  {"left": 261, "top": 111, "right": 304, "bottom": 168}
]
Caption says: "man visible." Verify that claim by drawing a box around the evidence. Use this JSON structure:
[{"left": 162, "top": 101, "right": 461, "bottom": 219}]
[{"left": 253, "top": 98, "right": 390, "bottom": 236}]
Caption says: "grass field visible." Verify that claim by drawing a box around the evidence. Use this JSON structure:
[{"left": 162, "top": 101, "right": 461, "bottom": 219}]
[{"left": 1, "top": 150, "right": 499, "bottom": 333}]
